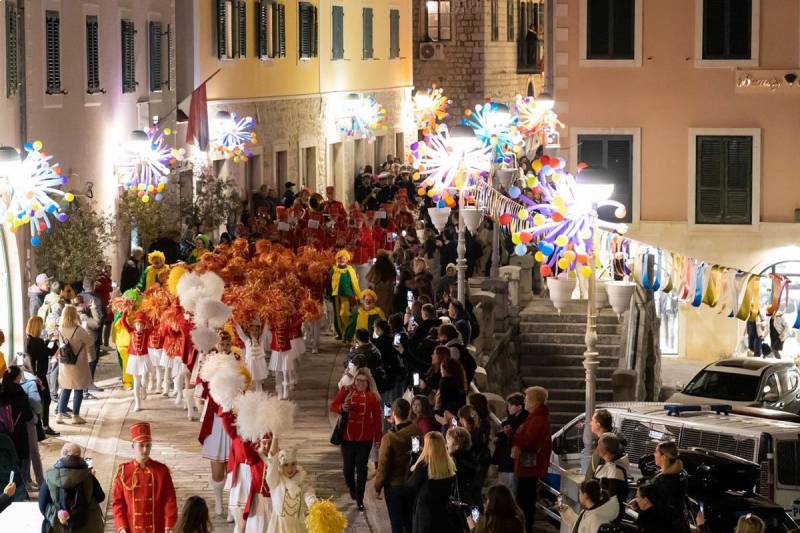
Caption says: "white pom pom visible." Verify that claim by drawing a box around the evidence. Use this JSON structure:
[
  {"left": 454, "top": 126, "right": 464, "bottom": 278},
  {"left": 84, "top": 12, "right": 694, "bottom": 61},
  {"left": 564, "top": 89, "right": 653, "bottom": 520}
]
[
  {"left": 261, "top": 396, "right": 296, "bottom": 437},
  {"left": 198, "top": 272, "right": 225, "bottom": 302},
  {"left": 191, "top": 326, "right": 218, "bottom": 353},
  {"left": 234, "top": 391, "right": 275, "bottom": 442},
  {"left": 176, "top": 272, "right": 204, "bottom": 313},
  {"left": 199, "top": 352, "right": 239, "bottom": 382},
  {"left": 196, "top": 299, "right": 232, "bottom": 329},
  {"left": 208, "top": 365, "right": 246, "bottom": 412}
]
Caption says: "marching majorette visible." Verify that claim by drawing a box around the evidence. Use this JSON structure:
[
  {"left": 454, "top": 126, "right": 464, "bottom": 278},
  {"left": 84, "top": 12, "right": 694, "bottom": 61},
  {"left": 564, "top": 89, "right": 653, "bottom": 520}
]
[
  {"left": 120, "top": 311, "right": 152, "bottom": 412},
  {"left": 146, "top": 322, "right": 165, "bottom": 394},
  {"left": 268, "top": 317, "right": 296, "bottom": 400},
  {"left": 112, "top": 422, "right": 178, "bottom": 533},
  {"left": 234, "top": 318, "right": 270, "bottom": 392}
]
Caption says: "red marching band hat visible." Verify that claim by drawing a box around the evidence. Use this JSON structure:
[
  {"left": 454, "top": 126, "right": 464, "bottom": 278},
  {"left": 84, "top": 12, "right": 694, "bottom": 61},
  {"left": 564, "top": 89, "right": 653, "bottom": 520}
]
[{"left": 130, "top": 422, "right": 152, "bottom": 443}]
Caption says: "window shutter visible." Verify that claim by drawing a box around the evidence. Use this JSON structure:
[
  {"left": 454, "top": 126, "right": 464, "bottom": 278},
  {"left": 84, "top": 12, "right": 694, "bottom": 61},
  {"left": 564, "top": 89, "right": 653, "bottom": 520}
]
[
  {"left": 727, "top": 0, "right": 751, "bottom": 58},
  {"left": 86, "top": 16, "right": 100, "bottom": 94},
  {"left": 362, "top": 7, "right": 373, "bottom": 59},
  {"left": 257, "top": 1, "right": 272, "bottom": 58},
  {"left": 703, "top": 0, "right": 751, "bottom": 60},
  {"left": 313, "top": 5, "right": 318, "bottom": 57},
  {"left": 696, "top": 137, "right": 725, "bottom": 224},
  {"left": 491, "top": 0, "right": 499, "bottom": 41},
  {"left": 299, "top": 2, "right": 312, "bottom": 58},
  {"left": 149, "top": 22, "right": 162, "bottom": 91},
  {"left": 724, "top": 137, "right": 752, "bottom": 224},
  {"left": 389, "top": 9, "right": 399, "bottom": 59},
  {"left": 507, "top": 0, "right": 514, "bottom": 41},
  {"left": 216, "top": 0, "right": 227, "bottom": 59},
  {"left": 45, "top": 10, "right": 61, "bottom": 94},
  {"left": 611, "top": 0, "right": 634, "bottom": 59},
  {"left": 121, "top": 19, "right": 137, "bottom": 93},
  {"left": 6, "top": 3, "right": 18, "bottom": 97},
  {"left": 276, "top": 3, "right": 286, "bottom": 58},
  {"left": 237, "top": 0, "right": 247, "bottom": 57},
  {"left": 587, "top": 0, "right": 610, "bottom": 57},
  {"left": 332, "top": 5, "right": 344, "bottom": 60}
]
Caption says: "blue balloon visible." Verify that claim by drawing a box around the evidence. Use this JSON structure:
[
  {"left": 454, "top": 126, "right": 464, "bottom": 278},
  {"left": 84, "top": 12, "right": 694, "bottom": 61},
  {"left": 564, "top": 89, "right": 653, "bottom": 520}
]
[
  {"left": 538, "top": 241, "right": 555, "bottom": 256},
  {"left": 514, "top": 243, "right": 527, "bottom": 256},
  {"left": 437, "top": 199, "right": 446, "bottom": 208},
  {"left": 508, "top": 186, "right": 521, "bottom": 199},
  {"left": 31, "top": 235, "right": 41, "bottom": 247},
  {"left": 155, "top": 193, "right": 164, "bottom": 202}
]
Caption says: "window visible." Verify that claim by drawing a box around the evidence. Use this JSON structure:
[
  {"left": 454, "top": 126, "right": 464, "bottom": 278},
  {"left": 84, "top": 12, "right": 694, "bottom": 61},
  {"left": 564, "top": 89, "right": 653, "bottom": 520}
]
[
  {"left": 216, "top": 0, "right": 247, "bottom": 59},
  {"left": 517, "top": 0, "right": 543, "bottom": 73},
  {"left": 256, "top": 1, "right": 273, "bottom": 58},
  {"left": 362, "top": 7, "right": 373, "bottom": 59},
  {"left": 682, "top": 370, "right": 760, "bottom": 402},
  {"left": 332, "top": 5, "right": 344, "bottom": 60},
  {"left": 6, "top": 3, "right": 18, "bottom": 97},
  {"left": 695, "top": 136, "right": 752, "bottom": 225},
  {"left": 506, "top": 0, "right": 514, "bottom": 41},
  {"left": 702, "top": 0, "right": 751, "bottom": 60},
  {"left": 586, "top": 0, "right": 634, "bottom": 59},
  {"left": 274, "top": 3, "right": 286, "bottom": 58},
  {"left": 45, "top": 10, "right": 61, "bottom": 95},
  {"left": 237, "top": 0, "right": 247, "bottom": 57},
  {"left": 148, "top": 22, "right": 162, "bottom": 92},
  {"left": 425, "top": 0, "right": 451, "bottom": 41},
  {"left": 215, "top": 0, "right": 227, "bottom": 58},
  {"left": 490, "top": 0, "right": 499, "bottom": 41},
  {"left": 121, "top": 19, "right": 136, "bottom": 93},
  {"left": 577, "top": 134, "right": 633, "bottom": 222},
  {"left": 86, "top": 15, "right": 101, "bottom": 94},
  {"left": 389, "top": 9, "right": 400, "bottom": 59},
  {"left": 298, "top": 1, "right": 317, "bottom": 59}
]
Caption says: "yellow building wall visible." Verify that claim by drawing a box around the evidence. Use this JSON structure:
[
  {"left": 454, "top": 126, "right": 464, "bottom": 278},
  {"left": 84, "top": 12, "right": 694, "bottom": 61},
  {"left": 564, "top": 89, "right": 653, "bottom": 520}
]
[{"left": 319, "top": 0, "right": 413, "bottom": 93}]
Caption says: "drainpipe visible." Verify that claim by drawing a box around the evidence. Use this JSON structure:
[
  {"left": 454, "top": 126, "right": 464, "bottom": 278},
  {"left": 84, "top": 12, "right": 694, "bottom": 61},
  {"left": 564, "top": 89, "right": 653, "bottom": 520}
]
[{"left": 545, "top": 0, "right": 555, "bottom": 94}]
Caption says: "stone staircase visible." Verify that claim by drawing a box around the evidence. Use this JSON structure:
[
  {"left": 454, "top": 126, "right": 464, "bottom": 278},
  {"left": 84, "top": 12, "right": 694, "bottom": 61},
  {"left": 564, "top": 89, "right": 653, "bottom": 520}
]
[{"left": 518, "top": 299, "right": 625, "bottom": 430}]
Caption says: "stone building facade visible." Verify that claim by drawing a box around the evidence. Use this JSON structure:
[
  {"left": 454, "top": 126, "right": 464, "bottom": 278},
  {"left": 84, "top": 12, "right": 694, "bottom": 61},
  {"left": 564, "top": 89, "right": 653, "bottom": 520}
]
[{"left": 412, "top": 0, "right": 546, "bottom": 114}]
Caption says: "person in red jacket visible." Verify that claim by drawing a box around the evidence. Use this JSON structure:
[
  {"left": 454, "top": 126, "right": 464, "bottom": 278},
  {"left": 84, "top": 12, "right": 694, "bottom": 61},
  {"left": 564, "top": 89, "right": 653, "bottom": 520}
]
[
  {"left": 511, "top": 386, "right": 552, "bottom": 533},
  {"left": 329, "top": 366, "right": 383, "bottom": 511},
  {"left": 112, "top": 422, "right": 177, "bottom": 533},
  {"left": 120, "top": 311, "right": 152, "bottom": 412}
]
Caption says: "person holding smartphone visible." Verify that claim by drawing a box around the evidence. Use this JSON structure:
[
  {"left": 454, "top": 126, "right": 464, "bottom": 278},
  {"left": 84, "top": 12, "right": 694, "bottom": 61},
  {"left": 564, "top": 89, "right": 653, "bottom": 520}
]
[
  {"left": 374, "top": 398, "right": 421, "bottom": 533},
  {"left": 467, "top": 484, "right": 525, "bottom": 533}
]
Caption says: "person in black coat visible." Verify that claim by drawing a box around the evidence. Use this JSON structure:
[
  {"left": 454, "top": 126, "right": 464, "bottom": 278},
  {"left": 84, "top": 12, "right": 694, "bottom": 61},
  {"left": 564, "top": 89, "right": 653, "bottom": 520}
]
[
  {"left": 408, "top": 305, "right": 441, "bottom": 354},
  {"left": 436, "top": 358, "right": 467, "bottom": 418},
  {"left": 492, "top": 392, "right": 528, "bottom": 490},
  {"left": 633, "top": 482, "right": 690, "bottom": 533},
  {"left": 25, "top": 318, "right": 58, "bottom": 436},
  {"left": 372, "top": 320, "right": 406, "bottom": 400},
  {"left": 119, "top": 247, "right": 144, "bottom": 292},
  {"left": 446, "top": 427, "right": 482, "bottom": 508},
  {"left": 0, "top": 366, "right": 34, "bottom": 466}
]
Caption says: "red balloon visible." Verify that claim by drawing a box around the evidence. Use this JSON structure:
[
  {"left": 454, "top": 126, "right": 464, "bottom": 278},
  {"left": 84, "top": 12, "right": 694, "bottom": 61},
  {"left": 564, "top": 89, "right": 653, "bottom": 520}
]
[
  {"left": 520, "top": 232, "right": 532, "bottom": 243},
  {"left": 577, "top": 162, "right": 588, "bottom": 172},
  {"left": 552, "top": 212, "right": 564, "bottom": 222},
  {"left": 499, "top": 213, "right": 513, "bottom": 225},
  {"left": 540, "top": 264, "right": 553, "bottom": 277},
  {"left": 540, "top": 155, "right": 551, "bottom": 166}
]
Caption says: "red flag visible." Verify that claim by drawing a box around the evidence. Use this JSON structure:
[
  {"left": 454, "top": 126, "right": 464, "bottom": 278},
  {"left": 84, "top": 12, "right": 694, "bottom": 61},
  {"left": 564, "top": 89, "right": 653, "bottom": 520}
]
[{"left": 186, "top": 82, "right": 209, "bottom": 151}]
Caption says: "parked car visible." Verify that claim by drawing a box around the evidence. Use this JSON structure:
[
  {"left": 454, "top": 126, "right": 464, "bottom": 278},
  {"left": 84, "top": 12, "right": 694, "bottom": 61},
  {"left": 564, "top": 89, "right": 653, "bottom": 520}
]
[{"left": 667, "top": 358, "right": 800, "bottom": 413}]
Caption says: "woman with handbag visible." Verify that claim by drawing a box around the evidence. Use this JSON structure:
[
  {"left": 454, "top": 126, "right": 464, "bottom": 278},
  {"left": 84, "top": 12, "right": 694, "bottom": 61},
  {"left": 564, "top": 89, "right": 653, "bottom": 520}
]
[
  {"left": 55, "top": 305, "right": 95, "bottom": 425},
  {"left": 24, "top": 316, "right": 58, "bottom": 437},
  {"left": 329, "top": 367, "right": 382, "bottom": 511}
]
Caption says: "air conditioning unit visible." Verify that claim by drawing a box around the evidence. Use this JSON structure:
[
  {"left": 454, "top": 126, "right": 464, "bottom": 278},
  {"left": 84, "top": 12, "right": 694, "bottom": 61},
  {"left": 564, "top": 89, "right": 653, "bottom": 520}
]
[{"left": 419, "top": 42, "right": 445, "bottom": 61}]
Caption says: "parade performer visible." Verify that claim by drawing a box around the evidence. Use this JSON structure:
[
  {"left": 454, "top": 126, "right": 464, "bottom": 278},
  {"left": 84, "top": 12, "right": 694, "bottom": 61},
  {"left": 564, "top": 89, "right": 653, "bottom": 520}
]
[
  {"left": 343, "top": 289, "right": 385, "bottom": 342},
  {"left": 160, "top": 302, "right": 187, "bottom": 404},
  {"left": 111, "top": 289, "right": 141, "bottom": 390},
  {"left": 198, "top": 337, "right": 249, "bottom": 518},
  {"left": 146, "top": 323, "right": 165, "bottom": 394},
  {"left": 234, "top": 318, "right": 270, "bottom": 392},
  {"left": 262, "top": 438, "right": 318, "bottom": 533},
  {"left": 137, "top": 250, "right": 171, "bottom": 292},
  {"left": 268, "top": 316, "right": 296, "bottom": 400},
  {"left": 304, "top": 262, "right": 329, "bottom": 355},
  {"left": 331, "top": 250, "right": 361, "bottom": 341},
  {"left": 187, "top": 234, "right": 211, "bottom": 264},
  {"left": 112, "top": 422, "right": 178, "bottom": 533},
  {"left": 322, "top": 185, "right": 347, "bottom": 230},
  {"left": 178, "top": 308, "right": 200, "bottom": 420},
  {"left": 120, "top": 311, "right": 153, "bottom": 412}
]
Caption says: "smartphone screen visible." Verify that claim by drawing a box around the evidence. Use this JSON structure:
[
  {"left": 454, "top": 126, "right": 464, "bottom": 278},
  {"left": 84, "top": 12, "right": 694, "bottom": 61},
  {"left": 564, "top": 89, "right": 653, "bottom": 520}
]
[
  {"left": 411, "top": 436, "right": 420, "bottom": 453},
  {"left": 85, "top": 457, "right": 93, "bottom": 469},
  {"left": 413, "top": 372, "right": 420, "bottom": 386},
  {"left": 8, "top": 470, "right": 13, "bottom": 483},
  {"left": 471, "top": 507, "right": 480, "bottom": 522},
  {"left": 406, "top": 290, "right": 413, "bottom": 303},
  {"left": 699, "top": 502, "right": 704, "bottom": 514},
  {"left": 451, "top": 417, "right": 458, "bottom": 427},
  {"left": 393, "top": 333, "right": 401, "bottom": 346},
  {"left": 383, "top": 404, "right": 391, "bottom": 417}
]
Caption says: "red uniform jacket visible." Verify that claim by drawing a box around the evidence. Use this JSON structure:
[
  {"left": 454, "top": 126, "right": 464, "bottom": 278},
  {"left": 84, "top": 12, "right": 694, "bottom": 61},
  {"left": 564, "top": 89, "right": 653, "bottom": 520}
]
[
  {"left": 354, "top": 226, "right": 374, "bottom": 264},
  {"left": 512, "top": 404, "right": 552, "bottom": 479},
  {"left": 112, "top": 459, "right": 177, "bottom": 533},
  {"left": 220, "top": 412, "right": 271, "bottom": 518},
  {"left": 269, "top": 322, "right": 293, "bottom": 352},
  {"left": 176, "top": 313, "right": 198, "bottom": 370},
  {"left": 121, "top": 314, "right": 149, "bottom": 357},
  {"left": 330, "top": 386, "right": 383, "bottom": 443},
  {"left": 159, "top": 322, "right": 182, "bottom": 360},
  {"left": 147, "top": 330, "right": 163, "bottom": 350}
]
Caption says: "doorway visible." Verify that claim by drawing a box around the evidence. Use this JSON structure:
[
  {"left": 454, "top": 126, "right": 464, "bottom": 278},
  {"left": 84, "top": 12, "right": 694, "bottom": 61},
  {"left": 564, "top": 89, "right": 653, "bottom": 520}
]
[
  {"left": 395, "top": 132, "right": 405, "bottom": 160},
  {"left": 301, "top": 146, "right": 317, "bottom": 192}
]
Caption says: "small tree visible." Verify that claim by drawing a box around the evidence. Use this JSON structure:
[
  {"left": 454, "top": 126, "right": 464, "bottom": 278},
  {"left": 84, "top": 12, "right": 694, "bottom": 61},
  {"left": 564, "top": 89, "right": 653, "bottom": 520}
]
[
  {"left": 117, "top": 188, "right": 182, "bottom": 250},
  {"left": 182, "top": 172, "right": 241, "bottom": 235},
  {"left": 33, "top": 197, "right": 116, "bottom": 283}
]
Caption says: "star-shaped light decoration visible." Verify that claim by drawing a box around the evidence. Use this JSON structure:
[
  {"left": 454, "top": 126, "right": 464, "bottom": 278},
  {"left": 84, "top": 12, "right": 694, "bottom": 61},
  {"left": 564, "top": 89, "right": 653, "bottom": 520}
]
[
  {"left": 211, "top": 111, "right": 257, "bottom": 163},
  {"left": 117, "top": 126, "right": 184, "bottom": 203},
  {"left": 515, "top": 93, "right": 563, "bottom": 153},
  {"left": 413, "top": 86, "right": 451, "bottom": 138},
  {"left": 336, "top": 94, "right": 388, "bottom": 142},
  {"left": 0, "top": 141, "right": 74, "bottom": 246},
  {"left": 461, "top": 101, "right": 523, "bottom": 162}
]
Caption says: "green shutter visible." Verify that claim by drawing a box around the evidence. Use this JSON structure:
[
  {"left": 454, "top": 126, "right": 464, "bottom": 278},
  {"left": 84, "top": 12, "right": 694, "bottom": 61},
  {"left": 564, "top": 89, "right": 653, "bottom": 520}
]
[
  {"left": 237, "top": 0, "right": 247, "bottom": 57},
  {"left": 587, "top": 0, "right": 634, "bottom": 60},
  {"left": 491, "top": 0, "right": 498, "bottom": 41},
  {"left": 216, "top": 0, "right": 227, "bottom": 59},
  {"left": 695, "top": 137, "right": 724, "bottom": 224},
  {"left": 121, "top": 19, "right": 136, "bottom": 93},
  {"left": 6, "top": 3, "right": 18, "bottom": 97},
  {"left": 389, "top": 9, "right": 399, "bottom": 59},
  {"left": 299, "top": 2, "right": 314, "bottom": 58},
  {"left": 149, "top": 22, "right": 162, "bottom": 91},
  {"left": 362, "top": 7, "right": 373, "bottom": 59},
  {"left": 506, "top": 0, "right": 514, "bottom": 41},
  {"left": 332, "top": 5, "right": 344, "bottom": 60},
  {"left": 45, "top": 10, "right": 61, "bottom": 94},
  {"left": 86, "top": 16, "right": 100, "bottom": 93},
  {"left": 724, "top": 137, "right": 752, "bottom": 224},
  {"left": 277, "top": 3, "right": 286, "bottom": 57}
]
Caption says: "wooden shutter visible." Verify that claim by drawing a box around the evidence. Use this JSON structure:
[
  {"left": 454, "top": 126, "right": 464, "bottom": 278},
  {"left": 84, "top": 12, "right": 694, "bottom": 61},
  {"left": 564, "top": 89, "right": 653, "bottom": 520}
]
[
  {"left": 611, "top": 0, "right": 634, "bottom": 58},
  {"left": 299, "top": 2, "right": 313, "bottom": 58},
  {"left": 362, "top": 7, "right": 373, "bottom": 59},
  {"left": 237, "top": 0, "right": 247, "bottom": 57},
  {"left": 696, "top": 137, "right": 725, "bottom": 224},
  {"left": 587, "top": 0, "right": 634, "bottom": 59},
  {"left": 149, "top": 22, "right": 162, "bottom": 91},
  {"left": 45, "top": 10, "right": 61, "bottom": 94},
  {"left": 506, "top": 0, "right": 514, "bottom": 41},
  {"left": 389, "top": 9, "right": 400, "bottom": 59},
  {"left": 216, "top": 0, "right": 227, "bottom": 59},
  {"left": 724, "top": 137, "right": 752, "bottom": 224},
  {"left": 491, "top": 0, "right": 499, "bottom": 41},
  {"left": 332, "top": 5, "right": 344, "bottom": 60},
  {"left": 86, "top": 15, "right": 100, "bottom": 94},
  {"left": 312, "top": 4, "right": 318, "bottom": 57},
  {"left": 6, "top": 3, "right": 18, "bottom": 97},
  {"left": 121, "top": 19, "right": 137, "bottom": 93},
  {"left": 256, "top": 1, "right": 273, "bottom": 58},
  {"left": 275, "top": 3, "right": 286, "bottom": 58}
]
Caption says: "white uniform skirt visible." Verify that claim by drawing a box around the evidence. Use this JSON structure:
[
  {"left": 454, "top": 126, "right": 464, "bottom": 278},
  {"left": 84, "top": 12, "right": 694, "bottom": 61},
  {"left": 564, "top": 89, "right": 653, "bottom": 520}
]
[
  {"left": 125, "top": 354, "right": 152, "bottom": 377},
  {"left": 147, "top": 348, "right": 163, "bottom": 367},
  {"left": 290, "top": 337, "right": 305, "bottom": 360},
  {"left": 201, "top": 413, "right": 231, "bottom": 462},
  {"left": 269, "top": 350, "right": 295, "bottom": 374},
  {"left": 245, "top": 493, "right": 272, "bottom": 533},
  {"left": 247, "top": 353, "right": 270, "bottom": 382},
  {"left": 227, "top": 464, "right": 253, "bottom": 508}
]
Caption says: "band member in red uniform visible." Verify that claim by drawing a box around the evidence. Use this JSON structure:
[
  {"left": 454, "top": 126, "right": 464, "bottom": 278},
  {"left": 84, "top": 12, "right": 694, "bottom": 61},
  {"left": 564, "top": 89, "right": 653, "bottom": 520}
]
[
  {"left": 112, "top": 422, "right": 178, "bottom": 533},
  {"left": 120, "top": 311, "right": 152, "bottom": 412},
  {"left": 322, "top": 185, "right": 348, "bottom": 228}
]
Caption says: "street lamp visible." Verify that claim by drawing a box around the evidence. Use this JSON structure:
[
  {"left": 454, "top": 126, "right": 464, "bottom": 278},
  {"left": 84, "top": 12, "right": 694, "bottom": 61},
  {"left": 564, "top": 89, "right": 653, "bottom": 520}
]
[{"left": 0, "top": 146, "right": 21, "bottom": 179}]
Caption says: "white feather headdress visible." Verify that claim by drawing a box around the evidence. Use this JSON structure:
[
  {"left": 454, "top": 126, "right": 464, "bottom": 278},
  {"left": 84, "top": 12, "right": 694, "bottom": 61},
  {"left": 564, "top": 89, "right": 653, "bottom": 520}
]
[
  {"left": 234, "top": 391, "right": 274, "bottom": 442},
  {"left": 201, "top": 352, "right": 246, "bottom": 412},
  {"left": 196, "top": 299, "right": 232, "bottom": 329},
  {"left": 191, "top": 326, "right": 219, "bottom": 353}
]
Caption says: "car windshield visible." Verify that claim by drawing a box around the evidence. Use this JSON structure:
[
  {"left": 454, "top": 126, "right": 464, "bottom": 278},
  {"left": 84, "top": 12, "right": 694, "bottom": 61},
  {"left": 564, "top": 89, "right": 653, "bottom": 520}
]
[{"left": 682, "top": 370, "right": 761, "bottom": 402}]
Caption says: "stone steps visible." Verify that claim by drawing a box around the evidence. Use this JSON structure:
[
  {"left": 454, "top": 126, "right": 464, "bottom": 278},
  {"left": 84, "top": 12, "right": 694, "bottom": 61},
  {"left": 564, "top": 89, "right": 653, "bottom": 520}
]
[
  {"left": 519, "top": 321, "right": 622, "bottom": 335},
  {"left": 519, "top": 310, "right": 622, "bottom": 325},
  {"left": 520, "top": 364, "right": 617, "bottom": 379},
  {"left": 518, "top": 342, "right": 620, "bottom": 357},
  {"left": 518, "top": 332, "right": 621, "bottom": 345},
  {"left": 522, "top": 376, "right": 613, "bottom": 389}
]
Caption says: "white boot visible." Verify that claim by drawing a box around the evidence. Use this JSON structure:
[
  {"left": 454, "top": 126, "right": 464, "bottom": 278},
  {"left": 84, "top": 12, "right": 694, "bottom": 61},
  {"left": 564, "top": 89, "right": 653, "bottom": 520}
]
[
  {"left": 230, "top": 508, "right": 245, "bottom": 533},
  {"left": 211, "top": 478, "right": 225, "bottom": 516},
  {"left": 139, "top": 375, "right": 148, "bottom": 401},
  {"left": 184, "top": 388, "right": 197, "bottom": 420},
  {"left": 132, "top": 377, "right": 142, "bottom": 412},
  {"left": 161, "top": 367, "right": 172, "bottom": 397},
  {"left": 173, "top": 374, "right": 184, "bottom": 405}
]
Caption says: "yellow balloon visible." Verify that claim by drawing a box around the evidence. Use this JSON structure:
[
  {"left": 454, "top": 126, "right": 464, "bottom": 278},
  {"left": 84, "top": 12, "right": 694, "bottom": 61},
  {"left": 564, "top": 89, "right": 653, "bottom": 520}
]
[
  {"left": 580, "top": 265, "right": 593, "bottom": 278},
  {"left": 511, "top": 233, "right": 521, "bottom": 245},
  {"left": 142, "top": 195, "right": 150, "bottom": 203},
  {"left": 517, "top": 209, "right": 529, "bottom": 220},
  {"left": 532, "top": 160, "right": 543, "bottom": 172},
  {"left": 533, "top": 213, "right": 546, "bottom": 226},
  {"left": 64, "top": 193, "right": 75, "bottom": 202},
  {"left": 564, "top": 250, "right": 576, "bottom": 262},
  {"left": 579, "top": 229, "right": 592, "bottom": 240},
  {"left": 557, "top": 258, "right": 570, "bottom": 270},
  {"left": 526, "top": 176, "right": 539, "bottom": 188},
  {"left": 534, "top": 251, "right": 545, "bottom": 262},
  {"left": 554, "top": 196, "right": 566, "bottom": 211},
  {"left": 555, "top": 235, "right": 568, "bottom": 247}
]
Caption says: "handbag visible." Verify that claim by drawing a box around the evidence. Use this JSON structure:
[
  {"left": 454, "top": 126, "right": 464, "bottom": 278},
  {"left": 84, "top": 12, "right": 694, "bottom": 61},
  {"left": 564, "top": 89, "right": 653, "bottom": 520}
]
[
  {"left": 447, "top": 472, "right": 470, "bottom": 530},
  {"left": 520, "top": 450, "right": 537, "bottom": 468},
  {"left": 329, "top": 411, "right": 349, "bottom": 445}
]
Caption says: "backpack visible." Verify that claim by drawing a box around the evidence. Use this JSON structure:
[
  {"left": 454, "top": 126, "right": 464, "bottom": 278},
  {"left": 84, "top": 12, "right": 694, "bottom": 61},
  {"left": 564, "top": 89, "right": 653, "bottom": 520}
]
[
  {"left": 58, "top": 330, "right": 81, "bottom": 365},
  {"left": 53, "top": 482, "right": 90, "bottom": 530}
]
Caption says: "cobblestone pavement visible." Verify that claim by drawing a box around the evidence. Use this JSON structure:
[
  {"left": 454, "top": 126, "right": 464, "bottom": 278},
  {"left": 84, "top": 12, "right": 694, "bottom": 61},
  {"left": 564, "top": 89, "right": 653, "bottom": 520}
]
[{"left": 37, "top": 334, "right": 388, "bottom": 532}]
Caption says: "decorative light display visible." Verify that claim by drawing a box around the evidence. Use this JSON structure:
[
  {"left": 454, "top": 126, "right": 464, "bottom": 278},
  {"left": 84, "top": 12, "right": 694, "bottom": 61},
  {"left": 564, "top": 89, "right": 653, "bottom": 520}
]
[
  {"left": 409, "top": 124, "right": 491, "bottom": 206},
  {"left": 117, "top": 126, "right": 184, "bottom": 203},
  {"left": 413, "top": 86, "right": 451, "bottom": 137},
  {"left": 336, "top": 94, "right": 388, "bottom": 142},
  {"left": 0, "top": 142, "right": 74, "bottom": 246},
  {"left": 515, "top": 93, "right": 563, "bottom": 153},
  {"left": 462, "top": 101, "right": 523, "bottom": 162},
  {"left": 211, "top": 111, "right": 256, "bottom": 162}
]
